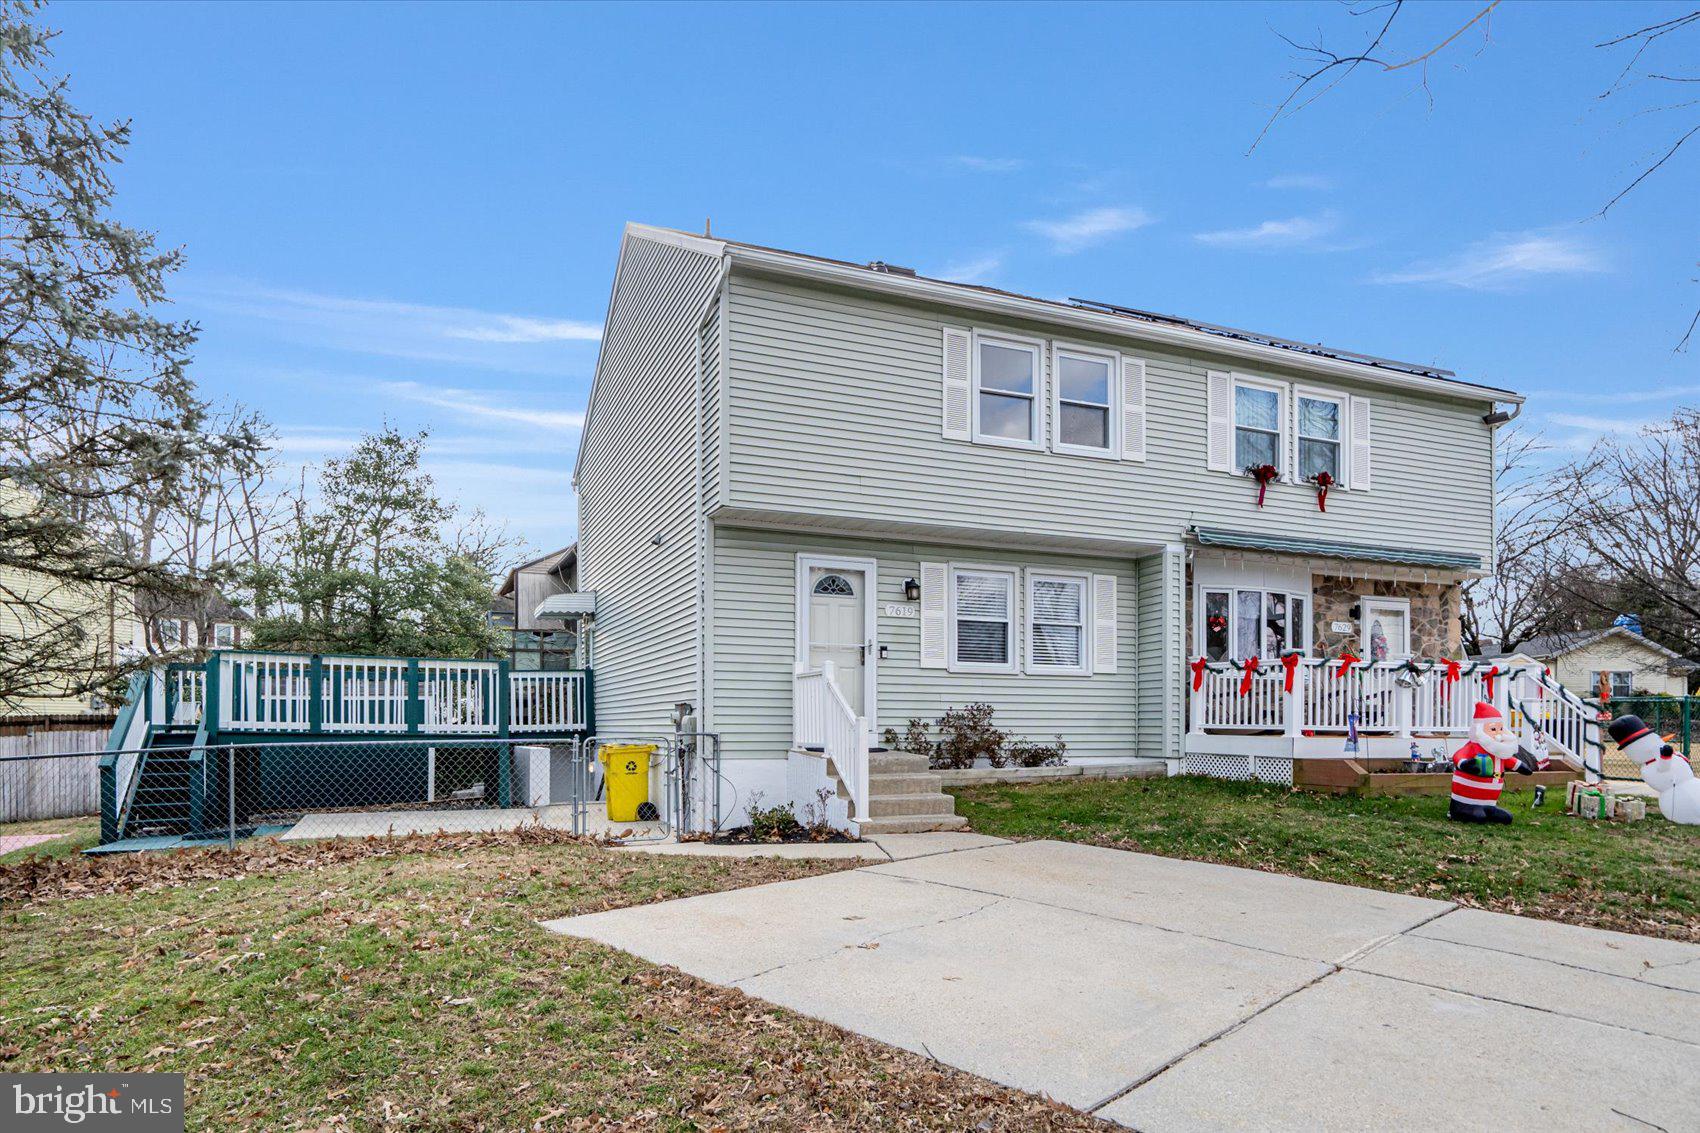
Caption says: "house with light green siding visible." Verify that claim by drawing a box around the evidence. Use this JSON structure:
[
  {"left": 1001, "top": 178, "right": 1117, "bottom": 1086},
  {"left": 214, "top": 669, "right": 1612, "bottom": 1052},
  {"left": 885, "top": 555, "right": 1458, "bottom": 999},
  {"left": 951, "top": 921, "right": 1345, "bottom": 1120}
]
[{"left": 571, "top": 223, "right": 1531, "bottom": 831}]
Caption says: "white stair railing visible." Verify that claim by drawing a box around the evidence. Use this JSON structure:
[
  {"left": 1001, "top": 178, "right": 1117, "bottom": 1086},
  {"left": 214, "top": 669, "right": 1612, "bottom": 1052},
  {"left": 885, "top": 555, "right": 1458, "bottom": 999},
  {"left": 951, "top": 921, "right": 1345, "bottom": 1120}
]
[
  {"left": 793, "top": 660, "right": 870, "bottom": 822},
  {"left": 1508, "top": 667, "right": 1603, "bottom": 782}
]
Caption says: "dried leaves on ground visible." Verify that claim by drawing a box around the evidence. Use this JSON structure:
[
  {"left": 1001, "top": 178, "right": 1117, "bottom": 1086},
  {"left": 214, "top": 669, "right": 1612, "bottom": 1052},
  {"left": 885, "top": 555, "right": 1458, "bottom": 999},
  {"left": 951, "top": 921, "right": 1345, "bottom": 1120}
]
[{"left": 2, "top": 834, "right": 1112, "bottom": 1131}]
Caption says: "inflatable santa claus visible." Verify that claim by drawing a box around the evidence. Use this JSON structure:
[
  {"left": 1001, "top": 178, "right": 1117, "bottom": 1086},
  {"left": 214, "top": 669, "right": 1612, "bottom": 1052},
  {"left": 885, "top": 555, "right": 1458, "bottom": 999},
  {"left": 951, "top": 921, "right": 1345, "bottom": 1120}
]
[
  {"left": 1449, "top": 701, "right": 1539, "bottom": 824},
  {"left": 1608, "top": 715, "right": 1700, "bottom": 825}
]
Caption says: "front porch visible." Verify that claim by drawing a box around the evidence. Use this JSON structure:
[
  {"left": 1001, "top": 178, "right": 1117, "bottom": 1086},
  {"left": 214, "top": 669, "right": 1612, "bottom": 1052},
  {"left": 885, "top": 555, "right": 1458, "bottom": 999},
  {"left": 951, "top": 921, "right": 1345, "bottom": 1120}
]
[{"left": 1185, "top": 656, "right": 1604, "bottom": 786}]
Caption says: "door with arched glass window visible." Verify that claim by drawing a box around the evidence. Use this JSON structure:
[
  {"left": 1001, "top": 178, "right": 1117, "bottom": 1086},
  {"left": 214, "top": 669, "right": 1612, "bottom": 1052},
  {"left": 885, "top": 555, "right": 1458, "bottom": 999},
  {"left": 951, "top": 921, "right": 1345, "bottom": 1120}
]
[{"left": 797, "top": 556, "right": 876, "bottom": 718}]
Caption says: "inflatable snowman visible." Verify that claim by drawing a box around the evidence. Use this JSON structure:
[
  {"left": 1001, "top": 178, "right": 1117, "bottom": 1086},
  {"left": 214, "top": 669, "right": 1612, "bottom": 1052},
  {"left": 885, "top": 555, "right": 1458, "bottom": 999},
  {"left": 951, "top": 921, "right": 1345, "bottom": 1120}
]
[{"left": 1608, "top": 715, "right": 1700, "bottom": 825}]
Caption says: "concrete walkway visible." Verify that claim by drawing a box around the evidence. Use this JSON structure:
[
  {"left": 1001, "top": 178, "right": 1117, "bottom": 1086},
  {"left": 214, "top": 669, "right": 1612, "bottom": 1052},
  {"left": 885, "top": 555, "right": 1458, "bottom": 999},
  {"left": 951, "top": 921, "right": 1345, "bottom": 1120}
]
[{"left": 543, "top": 839, "right": 1700, "bottom": 1132}]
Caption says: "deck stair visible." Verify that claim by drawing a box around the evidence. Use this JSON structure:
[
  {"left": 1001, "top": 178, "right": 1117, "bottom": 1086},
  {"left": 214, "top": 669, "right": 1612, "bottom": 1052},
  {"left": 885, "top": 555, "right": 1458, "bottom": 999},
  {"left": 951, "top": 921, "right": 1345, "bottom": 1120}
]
[
  {"left": 121, "top": 731, "right": 199, "bottom": 838},
  {"left": 852, "top": 749, "right": 967, "bottom": 835}
]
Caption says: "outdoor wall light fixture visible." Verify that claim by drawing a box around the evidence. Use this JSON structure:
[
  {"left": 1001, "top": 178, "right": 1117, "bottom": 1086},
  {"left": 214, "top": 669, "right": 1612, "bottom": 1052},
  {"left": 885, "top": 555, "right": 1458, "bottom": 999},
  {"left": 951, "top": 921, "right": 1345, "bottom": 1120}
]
[{"left": 903, "top": 577, "right": 921, "bottom": 602}]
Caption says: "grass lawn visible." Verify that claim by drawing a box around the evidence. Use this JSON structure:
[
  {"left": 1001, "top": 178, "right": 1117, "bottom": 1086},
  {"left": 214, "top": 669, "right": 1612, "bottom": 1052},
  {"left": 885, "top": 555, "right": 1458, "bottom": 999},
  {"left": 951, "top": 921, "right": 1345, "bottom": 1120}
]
[
  {"left": 952, "top": 776, "right": 1700, "bottom": 943},
  {"left": 1, "top": 832, "right": 1109, "bottom": 1132},
  {"left": 0, "top": 815, "right": 100, "bottom": 862}
]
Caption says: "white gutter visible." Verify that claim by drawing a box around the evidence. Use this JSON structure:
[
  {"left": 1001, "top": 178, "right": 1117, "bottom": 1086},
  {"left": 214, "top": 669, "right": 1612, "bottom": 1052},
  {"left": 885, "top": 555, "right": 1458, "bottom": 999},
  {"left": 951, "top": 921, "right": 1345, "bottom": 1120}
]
[{"left": 726, "top": 244, "right": 1522, "bottom": 405}]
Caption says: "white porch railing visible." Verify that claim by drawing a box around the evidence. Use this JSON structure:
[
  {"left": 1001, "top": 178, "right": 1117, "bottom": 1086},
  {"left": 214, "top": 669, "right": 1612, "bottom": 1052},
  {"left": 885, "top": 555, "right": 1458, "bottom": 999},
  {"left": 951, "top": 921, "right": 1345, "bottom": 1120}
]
[
  {"left": 1189, "top": 657, "right": 1603, "bottom": 777},
  {"left": 793, "top": 660, "right": 870, "bottom": 823},
  {"left": 509, "top": 671, "right": 587, "bottom": 733},
  {"left": 221, "top": 651, "right": 315, "bottom": 731}
]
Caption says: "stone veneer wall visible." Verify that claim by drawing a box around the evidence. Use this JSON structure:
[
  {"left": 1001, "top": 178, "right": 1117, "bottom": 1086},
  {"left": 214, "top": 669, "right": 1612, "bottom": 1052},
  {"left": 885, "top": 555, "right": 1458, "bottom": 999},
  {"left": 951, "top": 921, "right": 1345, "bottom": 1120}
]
[{"left": 1312, "top": 574, "right": 1461, "bottom": 659}]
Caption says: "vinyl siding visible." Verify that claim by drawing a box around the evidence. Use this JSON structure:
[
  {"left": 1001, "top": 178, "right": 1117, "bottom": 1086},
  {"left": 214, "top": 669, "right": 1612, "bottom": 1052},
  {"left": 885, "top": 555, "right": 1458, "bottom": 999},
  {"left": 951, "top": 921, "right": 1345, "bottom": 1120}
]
[
  {"left": 1553, "top": 638, "right": 1692, "bottom": 698},
  {"left": 699, "top": 294, "right": 724, "bottom": 513},
  {"left": 576, "top": 234, "right": 722, "bottom": 737},
  {"left": 0, "top": 561, "right": 135, "bottom": 719},
  {"left": 1134, "top": 547, "right": 1184, "bottom": 761},
  {"left": 722, "top": 271, "right": 1495, "bottom": 563},
  {"left": 710, "top": 525, "right": 1140, "bottom": 761}
]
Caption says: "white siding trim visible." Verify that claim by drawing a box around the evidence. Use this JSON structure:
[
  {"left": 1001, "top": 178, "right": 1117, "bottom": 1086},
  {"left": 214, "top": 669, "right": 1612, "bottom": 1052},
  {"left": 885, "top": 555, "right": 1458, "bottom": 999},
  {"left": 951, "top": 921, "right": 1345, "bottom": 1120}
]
[
  {"left": 1119, "top": 355, "right": 1147, "bottom": 463},
  {"left": 1205, "top": 370, "right": 1232, "bottom": 472},
  {"left": 919, "top": 561, "right": 949, "bottom": 669},
  {"left": 1091, "top": 573, "right": 1118, "bottom": 674},
  {"left": 941, "top": 326, "right": 972, "bottom": 442},
  {"left": 1349, "top": 395, "right": 1373, "bottom": 491}
]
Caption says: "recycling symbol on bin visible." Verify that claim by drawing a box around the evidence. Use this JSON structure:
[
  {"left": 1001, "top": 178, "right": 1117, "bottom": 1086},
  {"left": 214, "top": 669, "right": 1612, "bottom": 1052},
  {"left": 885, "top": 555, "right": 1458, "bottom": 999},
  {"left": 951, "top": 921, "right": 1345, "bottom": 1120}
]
[{"left": 624, "top": 760, "right": 638, "bottom": 774}]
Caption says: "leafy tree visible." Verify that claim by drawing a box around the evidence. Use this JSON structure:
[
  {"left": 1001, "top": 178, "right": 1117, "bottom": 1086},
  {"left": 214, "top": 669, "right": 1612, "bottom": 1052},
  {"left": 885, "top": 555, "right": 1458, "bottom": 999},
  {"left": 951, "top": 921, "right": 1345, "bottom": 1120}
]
[
  {"left": 0, "top": 2, "right": 248, "bottom": 708},
  {"left": 246, "top": 428, "right": 509, "bottom": 658}
]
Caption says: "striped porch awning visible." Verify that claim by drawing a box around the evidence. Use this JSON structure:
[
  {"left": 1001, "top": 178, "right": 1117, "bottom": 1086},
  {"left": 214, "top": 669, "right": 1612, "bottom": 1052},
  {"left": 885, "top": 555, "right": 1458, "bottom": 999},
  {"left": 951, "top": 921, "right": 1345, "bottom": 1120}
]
[{"left": 1188, "top": 526, "right": 1483, "bottom": 571}]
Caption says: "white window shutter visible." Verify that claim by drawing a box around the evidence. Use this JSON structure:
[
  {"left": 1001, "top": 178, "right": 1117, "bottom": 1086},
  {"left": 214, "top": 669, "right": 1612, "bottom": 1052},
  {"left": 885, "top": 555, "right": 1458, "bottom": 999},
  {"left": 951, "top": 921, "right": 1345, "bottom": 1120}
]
[
  {"left": 1119, "top": 356, "right": 1147, "bottom": 462},
  {"left": 1205, "top": 370, "right": 1231, "bottom": 471},
  {"left": 1286, "top": 389, "right": 1299, "bottom": 482},
  {"left": 919, "top": 561, "right": 949, "bottom": 668},
  {"left": 1348, "top": 396, "right": 1372, "bottom": 490},
  {"left": 1091, "top": 574, "right": 1117, "bottom": 674},
  {"left": 941, "top": 328, "right": 972, "bottom": 441}
]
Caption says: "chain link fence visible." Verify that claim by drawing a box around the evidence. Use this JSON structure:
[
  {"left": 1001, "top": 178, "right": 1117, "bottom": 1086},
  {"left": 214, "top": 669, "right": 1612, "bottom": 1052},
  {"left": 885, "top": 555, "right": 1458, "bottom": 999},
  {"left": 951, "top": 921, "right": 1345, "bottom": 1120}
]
[
  {"left": 2, "top": 734, "right": 726, "bottom": 856},
  {"left": 1600, "top": 696, "right": 1695, "bottom": 780}
]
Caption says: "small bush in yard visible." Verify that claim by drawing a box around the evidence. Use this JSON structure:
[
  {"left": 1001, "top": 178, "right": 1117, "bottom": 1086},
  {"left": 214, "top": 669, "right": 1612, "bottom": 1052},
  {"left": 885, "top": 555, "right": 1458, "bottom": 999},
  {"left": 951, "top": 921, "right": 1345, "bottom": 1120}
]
[
  {"left": 743, "top": 791, "right": 804, "bottom": 841},
  {"left": 1007, "top": 736, "right": 1068, "bottom": 768},
  {"left": 933, "top": 702, "right": 1007, "bottom": 769}
]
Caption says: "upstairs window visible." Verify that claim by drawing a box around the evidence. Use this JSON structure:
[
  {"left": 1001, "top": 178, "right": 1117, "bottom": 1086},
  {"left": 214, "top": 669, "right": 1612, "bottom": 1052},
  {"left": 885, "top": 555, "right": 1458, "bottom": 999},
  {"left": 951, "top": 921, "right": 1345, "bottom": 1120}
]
[
  {"left": 1233, "top": 382, "right": 1283, "bottom": 473},
  {"left": 951, "top": 567, "right": 1017, "bottom": 672},
  {"left": 1053, "top": 347, "right": 1114, "bottom": 456},
  {"left": 212, "top": 622, "right": 236, "bottom": 648},
  {"left": 973, "top": 335, "right": 1042, "bottom": 449},
  {"left": 1297, "top": 393, "right": 1344, "bottom": 483}
]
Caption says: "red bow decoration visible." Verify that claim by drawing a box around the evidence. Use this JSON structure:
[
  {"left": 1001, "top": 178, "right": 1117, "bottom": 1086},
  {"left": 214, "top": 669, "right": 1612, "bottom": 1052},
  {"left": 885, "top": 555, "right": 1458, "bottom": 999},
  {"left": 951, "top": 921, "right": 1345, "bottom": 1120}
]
[
  {"left": 1334, "top": 652, "right": 1360, "bottom": 679},
  {"left": 1441, "top": 658, "right": 1461, "bottom": 700},
  {"left": 1309, "top": 470, "right": 1334, "bottom": 512},
  {"left": 1190, "top": 657, "right": 1208, "bottom": 691},
  {"left": 1281, "top": 652, "right": 1301, "bottom": 693},
  {"left": 1483, "top": 664, "right": 1499, "bottom": 700},
  {"left": 1239, "top": 656, "right": 1260, "bottom": 696},
  {"left": 1246, "top": 463, "right": 1279, "bottom": 508}
]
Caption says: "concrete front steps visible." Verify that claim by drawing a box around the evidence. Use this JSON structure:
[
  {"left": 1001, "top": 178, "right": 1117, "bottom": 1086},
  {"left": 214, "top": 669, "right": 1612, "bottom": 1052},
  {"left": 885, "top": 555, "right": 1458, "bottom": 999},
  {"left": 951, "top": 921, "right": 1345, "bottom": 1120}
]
[{"left": 856, "top": 749, "right": 967, "bottom": 835}]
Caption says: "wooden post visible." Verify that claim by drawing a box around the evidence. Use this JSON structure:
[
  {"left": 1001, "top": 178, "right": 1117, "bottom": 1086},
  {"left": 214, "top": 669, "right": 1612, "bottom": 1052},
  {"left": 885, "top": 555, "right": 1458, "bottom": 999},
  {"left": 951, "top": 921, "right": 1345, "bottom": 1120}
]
[{"left": 203, "top": 656, "right": 221, "bottom": 738}]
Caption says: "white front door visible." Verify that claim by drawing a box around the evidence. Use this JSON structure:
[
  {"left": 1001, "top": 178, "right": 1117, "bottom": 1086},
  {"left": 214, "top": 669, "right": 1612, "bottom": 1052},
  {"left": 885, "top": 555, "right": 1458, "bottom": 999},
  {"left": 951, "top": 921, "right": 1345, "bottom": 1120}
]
[
  {"left": 801, "top": 560, "right": 873, "bottom": 717},
  {"left": 1361, "top": 598, "right": 1412, "bottom": 661}
]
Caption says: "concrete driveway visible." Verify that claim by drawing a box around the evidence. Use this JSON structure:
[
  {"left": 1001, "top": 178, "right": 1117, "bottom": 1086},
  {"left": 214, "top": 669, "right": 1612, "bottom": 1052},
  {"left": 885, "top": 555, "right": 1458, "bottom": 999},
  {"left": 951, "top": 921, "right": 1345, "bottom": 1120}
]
[{"left": 543, "top": 838, "right": 1700, "bottom": 1132}]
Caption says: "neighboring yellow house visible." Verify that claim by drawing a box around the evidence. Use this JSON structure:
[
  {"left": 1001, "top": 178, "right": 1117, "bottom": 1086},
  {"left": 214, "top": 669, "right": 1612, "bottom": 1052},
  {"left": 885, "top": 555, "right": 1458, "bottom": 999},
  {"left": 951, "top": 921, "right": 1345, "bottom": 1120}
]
[
  {"left": 0, "top": 559, "right": 141, "bottom": 722},
  {"left": 1481, "top": 627, "right": 1697, "bottom": 699}
]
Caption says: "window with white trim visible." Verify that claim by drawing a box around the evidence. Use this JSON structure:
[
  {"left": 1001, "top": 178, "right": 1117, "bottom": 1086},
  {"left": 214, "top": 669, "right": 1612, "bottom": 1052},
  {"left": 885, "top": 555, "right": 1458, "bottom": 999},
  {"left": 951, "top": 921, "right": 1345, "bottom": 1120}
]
[
  {"left": 1028, "top": 572, "right": 1089, "bottom": 674},
  {"left": 1053, "top": 346, "right": 1115, "bottom": 456},
  {"left": 1297, "top": 392, "right": 1344, "bottom": 483},
  {"left": 973, "top": 335, "right": 1042, "bottom": 448},
  {"left": 1592, "top": 670, "right": 1634, "bottom": 698},
  {"left": 212, "top": 622, "right": 236, "bottom": 648},
  {"left": 950, "top": 566, "right": 1017, "bottom": 672},
  {"left": 156, "top": 618, "right": 182, "bottom": 648},
  {"left": 1233, "top": 380, "right": 1283, "bottom": 474},
  {"left": 1200, "top": 587, "right": 1309, "bottom": 661}
]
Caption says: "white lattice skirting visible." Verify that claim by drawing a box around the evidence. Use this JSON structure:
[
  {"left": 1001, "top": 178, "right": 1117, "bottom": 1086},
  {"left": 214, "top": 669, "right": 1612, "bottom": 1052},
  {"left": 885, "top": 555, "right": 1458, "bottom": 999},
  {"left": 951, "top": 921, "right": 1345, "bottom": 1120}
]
[{"left": 1183, "top": 752, "right": 1294, "bottom": 786}]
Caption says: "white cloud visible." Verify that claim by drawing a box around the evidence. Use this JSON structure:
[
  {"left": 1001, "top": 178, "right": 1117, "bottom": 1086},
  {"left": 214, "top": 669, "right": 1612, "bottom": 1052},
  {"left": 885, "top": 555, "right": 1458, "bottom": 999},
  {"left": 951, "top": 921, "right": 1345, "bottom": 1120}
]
[
  {"left": 1264, "top": 173, "right": 1335, "bottom": 191},
  {"left": 1525, "top": 384, "right": 1700, "bottom": 405},
  {"left": 1194, "top": 212, "right": 1341, "bottom": 250},
  {"left": 185, "top": 279, "right": 600, "bottom": 372},
  {"left": 378, "top": 380, "right": 585, "bottom": 431},
  {"left": 1544, "top": 413, "right": 1657, "bottom": 435},
  {"left": 1024, "top": 206, "right": 1154, "bottom": 254},
  {"left": 941, "top": 155, "right": 1026, "bottom": 173},
  {"left": 937, "top": 252, "right": 1004, "bottom": 284},
  {"left": 1370, "top": 231, "right": 1608, "bottom": 291}
]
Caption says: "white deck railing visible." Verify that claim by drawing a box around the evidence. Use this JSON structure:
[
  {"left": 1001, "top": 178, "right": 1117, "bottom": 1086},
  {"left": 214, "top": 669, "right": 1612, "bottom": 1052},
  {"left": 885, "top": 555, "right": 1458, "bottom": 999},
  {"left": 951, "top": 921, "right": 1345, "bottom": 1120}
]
[
  {"left": 509, "top": 672, "right": 586, "bottom": 733},
  {"left": 1190, "top": 657, "right": 1601, "bottom": 775},
  {"left": 221, "top": 651, "right": 314, "bottom": 731},
  {"left": 319, "top": 657, "right": 410, "bottom": 733},
  {"left": 794, "top": 660, "right": 870, "bottom": 823}
]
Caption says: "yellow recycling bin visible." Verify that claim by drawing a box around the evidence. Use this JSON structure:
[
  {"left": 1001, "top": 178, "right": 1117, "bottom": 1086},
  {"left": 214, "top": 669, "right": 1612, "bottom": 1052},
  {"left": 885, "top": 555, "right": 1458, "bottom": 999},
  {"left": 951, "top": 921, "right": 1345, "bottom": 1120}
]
[{"left": 599, "top": 743, "right": 655, "bottom": 822}]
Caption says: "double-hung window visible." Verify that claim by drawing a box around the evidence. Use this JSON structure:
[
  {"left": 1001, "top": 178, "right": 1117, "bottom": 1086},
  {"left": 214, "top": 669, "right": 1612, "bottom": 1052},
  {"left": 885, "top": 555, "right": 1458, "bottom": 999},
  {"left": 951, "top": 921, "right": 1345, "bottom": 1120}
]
[
  {"left": 1053, "top": 346, "right": 1115, "bottom": 457},
  {"left": 1297, "top": 391, "right": 1345, "bottom": 483},
  {"left": 212, "top": 622, "right": 236, "bottom": 648},
  {"left": 950, "top": 566, "right": 1017, "bottom": 672},
  {"left": 973, "top": 334, "right": 1042, "bottom": 449},
  {"left": 1592, "top": 670, "right": 1634, "bottom": 698},
  {"left": 1027, "top": 572, "right": 1089, "bottom": 674},
  {"left": 1233, "top": 380, "right": 1284, "bottom": 474}
]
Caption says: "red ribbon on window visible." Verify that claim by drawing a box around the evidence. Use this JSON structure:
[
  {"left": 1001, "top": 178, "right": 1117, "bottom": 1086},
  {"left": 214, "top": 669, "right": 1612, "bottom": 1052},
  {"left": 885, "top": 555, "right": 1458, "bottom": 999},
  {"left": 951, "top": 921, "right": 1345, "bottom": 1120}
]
[
  {"left": 1483, "top": 664, "right": 1499, "bottom": 700},
  {"left": 1281, "top": 652, "right": 1301, "bottom": 693},
  {"left": 1335, "top": 652, "right": 1360, "bottom": 679},
  {"left": 1190, "top": 657, "right": 1208, "bottom": 691},
  {"left": 1239, "top": 656, "right": 1260, "bottom": 696}
]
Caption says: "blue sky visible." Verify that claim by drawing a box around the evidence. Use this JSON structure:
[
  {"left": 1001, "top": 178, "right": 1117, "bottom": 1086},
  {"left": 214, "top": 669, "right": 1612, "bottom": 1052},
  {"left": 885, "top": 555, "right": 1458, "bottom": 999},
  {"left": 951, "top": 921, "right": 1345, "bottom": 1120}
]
[{"left": 47, "top": 1, "right": 1699, "bottom": 557}]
